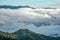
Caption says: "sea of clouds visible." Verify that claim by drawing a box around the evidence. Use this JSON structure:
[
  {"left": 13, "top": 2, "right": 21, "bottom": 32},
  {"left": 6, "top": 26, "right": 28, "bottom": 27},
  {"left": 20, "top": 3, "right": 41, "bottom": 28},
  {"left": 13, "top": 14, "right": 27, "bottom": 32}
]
[{"left": 0, "top": 8, "right": 60, "bottom": 37}]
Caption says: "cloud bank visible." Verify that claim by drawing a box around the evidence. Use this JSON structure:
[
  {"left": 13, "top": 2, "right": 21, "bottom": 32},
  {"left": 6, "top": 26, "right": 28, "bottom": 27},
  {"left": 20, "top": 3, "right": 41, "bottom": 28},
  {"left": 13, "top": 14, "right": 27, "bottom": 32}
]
[
  {"left": 0, "top": 8, "right": 60, "bottom": 37},
  {"left": 0, "top": 8, "right": 60, "bottom": 27}
]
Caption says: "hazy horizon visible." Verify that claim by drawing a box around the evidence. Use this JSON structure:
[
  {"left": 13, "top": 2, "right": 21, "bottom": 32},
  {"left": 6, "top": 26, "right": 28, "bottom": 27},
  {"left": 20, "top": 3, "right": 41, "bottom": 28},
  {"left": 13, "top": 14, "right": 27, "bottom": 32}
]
[{"left": 0, "top": 0, "right": 60, "bottom": 8}]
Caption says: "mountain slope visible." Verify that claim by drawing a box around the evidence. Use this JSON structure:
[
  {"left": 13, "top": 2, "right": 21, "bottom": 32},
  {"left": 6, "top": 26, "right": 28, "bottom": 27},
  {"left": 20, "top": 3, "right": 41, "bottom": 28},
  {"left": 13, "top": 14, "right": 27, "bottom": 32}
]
[
  {"left": 0, "top": 29, "right": 60, "bottom": 40},
  {"left": 0, "top": 31, "right": 18, "bottom": 40},
  {"left": 14, "top": 29, "right": 60, "bottom": 40}
]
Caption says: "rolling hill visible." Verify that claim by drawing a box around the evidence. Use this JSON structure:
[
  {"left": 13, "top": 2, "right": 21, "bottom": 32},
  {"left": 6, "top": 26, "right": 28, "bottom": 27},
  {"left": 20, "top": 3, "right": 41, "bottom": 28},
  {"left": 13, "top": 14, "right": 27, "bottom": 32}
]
[
  {"left": 0, "top": 29, "right": 60, "bottom": 40},
  {"left": 14, "top": 29, "right": 60, "bottom": 40}
]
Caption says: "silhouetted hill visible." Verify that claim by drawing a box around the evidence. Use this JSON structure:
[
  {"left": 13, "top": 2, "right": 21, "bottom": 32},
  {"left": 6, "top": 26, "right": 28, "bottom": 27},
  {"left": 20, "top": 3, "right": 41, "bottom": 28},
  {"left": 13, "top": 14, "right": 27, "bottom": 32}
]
[
  {"left": 0, "top": 5, "right": 35, "bottom": 9},
  {"left": 14, "top": 29, "right": 60, "bottom": 40}
]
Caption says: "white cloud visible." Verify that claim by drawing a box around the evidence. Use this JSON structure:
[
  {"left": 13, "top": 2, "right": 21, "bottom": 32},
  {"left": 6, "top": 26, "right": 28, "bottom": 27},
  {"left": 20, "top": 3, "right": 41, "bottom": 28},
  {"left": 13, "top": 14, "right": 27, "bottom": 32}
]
[
  {"left": 0, "top": 8, "right": 60, "bottom": 36},
  {"left": 0, "top": 8, "right": 60, "bottom": 27}
]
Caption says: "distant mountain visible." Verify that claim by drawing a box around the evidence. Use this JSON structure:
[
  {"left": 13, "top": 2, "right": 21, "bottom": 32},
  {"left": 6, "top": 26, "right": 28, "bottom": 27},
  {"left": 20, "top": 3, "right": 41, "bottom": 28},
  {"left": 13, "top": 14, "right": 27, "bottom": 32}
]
[
  {"left": 14, "top": 29, "right": 60, "bottom": 40},
  {"left": 0, "top": 31, "right": 18, "bottom": 40},
  {"left": 44, "top": 7, "right": 56, "bottom": 9},
  {"left": 0, "top": 5, "right": 35, "bottom": 9}
]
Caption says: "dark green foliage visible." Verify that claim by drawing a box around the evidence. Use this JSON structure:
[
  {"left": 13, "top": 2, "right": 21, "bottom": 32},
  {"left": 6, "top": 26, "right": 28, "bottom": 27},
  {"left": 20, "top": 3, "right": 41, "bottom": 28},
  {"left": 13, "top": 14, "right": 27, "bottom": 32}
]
[{"left": 0, "top": 31, "right": 18, "bottom": 40}]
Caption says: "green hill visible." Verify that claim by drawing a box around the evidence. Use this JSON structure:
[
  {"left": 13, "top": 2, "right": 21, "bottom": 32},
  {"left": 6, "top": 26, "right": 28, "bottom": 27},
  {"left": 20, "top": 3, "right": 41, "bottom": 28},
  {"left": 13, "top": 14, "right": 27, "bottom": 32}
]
[{"left": 0, "top": 31, "right": 18, "bottom": 40}]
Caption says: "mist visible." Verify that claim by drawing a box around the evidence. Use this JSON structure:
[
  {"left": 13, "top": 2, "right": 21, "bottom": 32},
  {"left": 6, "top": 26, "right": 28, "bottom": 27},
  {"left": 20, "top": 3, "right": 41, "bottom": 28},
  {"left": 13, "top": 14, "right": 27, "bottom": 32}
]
[{"left": 0, "top": 8, "right": 60, "bottom": 36}]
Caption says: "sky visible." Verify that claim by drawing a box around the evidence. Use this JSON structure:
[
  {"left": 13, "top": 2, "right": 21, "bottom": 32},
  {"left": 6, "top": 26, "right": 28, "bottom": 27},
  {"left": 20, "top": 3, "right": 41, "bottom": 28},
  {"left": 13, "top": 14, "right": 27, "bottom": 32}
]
[{"left": 0, "top": 0, "right": 60, "bottom": 8}]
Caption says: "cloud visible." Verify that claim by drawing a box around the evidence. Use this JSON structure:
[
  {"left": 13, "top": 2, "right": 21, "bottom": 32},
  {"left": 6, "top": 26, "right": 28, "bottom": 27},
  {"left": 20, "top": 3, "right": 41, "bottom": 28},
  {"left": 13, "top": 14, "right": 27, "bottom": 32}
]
[
  {"left": 0, "top": 8, "right": 60, "bottom": 27},
  {"left": 0, "top": 8, "right": 60, "bottom": 36}
]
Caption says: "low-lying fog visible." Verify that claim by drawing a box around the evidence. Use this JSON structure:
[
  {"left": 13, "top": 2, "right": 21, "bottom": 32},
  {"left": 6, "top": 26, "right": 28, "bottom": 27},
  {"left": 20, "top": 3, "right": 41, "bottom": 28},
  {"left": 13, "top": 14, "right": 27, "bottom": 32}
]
[{"left": 0, "top": 8, "right": 60, "bottom": 37}]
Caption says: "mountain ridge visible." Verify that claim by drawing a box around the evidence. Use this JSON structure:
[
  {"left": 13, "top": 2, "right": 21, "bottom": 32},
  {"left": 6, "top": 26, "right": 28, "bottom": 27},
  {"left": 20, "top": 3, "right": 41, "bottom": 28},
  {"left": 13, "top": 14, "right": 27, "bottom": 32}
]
[
  {"left": 14, "top": 29, "right": 60, "bottom": 40},
  {"left": 0, "top": 5, "right": 35, "bottom": 9}
]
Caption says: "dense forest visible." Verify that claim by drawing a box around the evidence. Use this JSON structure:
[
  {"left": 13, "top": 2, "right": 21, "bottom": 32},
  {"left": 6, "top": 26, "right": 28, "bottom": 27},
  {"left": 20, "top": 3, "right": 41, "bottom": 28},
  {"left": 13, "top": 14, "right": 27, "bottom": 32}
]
[{"left": 0, "top": 31, "right": 18, "bottom": 40}]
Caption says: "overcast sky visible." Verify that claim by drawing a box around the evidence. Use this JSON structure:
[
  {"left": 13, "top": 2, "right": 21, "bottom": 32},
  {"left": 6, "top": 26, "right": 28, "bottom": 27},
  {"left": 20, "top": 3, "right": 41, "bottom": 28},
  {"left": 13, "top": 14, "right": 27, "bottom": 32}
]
[{"left": 0, "top": 0, "right": 60, "bottom": 8}]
